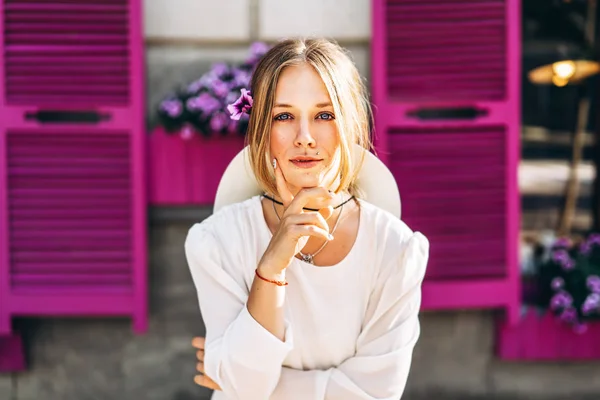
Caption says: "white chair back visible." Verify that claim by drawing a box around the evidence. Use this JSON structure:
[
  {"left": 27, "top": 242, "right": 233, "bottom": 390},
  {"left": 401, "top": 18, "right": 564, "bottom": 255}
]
[{"left": 214, "top": 145, "right": 401, "bottom": 218}]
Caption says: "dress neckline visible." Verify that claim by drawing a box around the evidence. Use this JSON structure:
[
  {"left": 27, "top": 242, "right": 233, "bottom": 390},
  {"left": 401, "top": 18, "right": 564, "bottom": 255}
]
[{"left": 254, "top": 195, "right": 364, "bottom": 269}]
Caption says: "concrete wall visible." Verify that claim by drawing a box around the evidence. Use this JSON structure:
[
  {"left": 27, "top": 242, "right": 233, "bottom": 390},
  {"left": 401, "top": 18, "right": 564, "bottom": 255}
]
[{"left": 3, "top": 1, "right": 600, "bottom": 399}]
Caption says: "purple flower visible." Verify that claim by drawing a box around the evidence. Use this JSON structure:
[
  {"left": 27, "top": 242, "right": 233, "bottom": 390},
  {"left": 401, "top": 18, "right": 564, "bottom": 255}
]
[
  {"left": 552, "top": 249, "right": 569, "bottom": 263},
  {"left": 187, "top": 93, "right": 221, "bottom": 115},
  {"left": 225, "top": 91, "right": 240, "bottom": 106},
  {"left": 551, "top": 277, "right": 564, "bottom": 291},
  {"left": 187, "top": 79, "right": 206, "bottom": 94},
  {"left": 211, "top": 62, "right": 230, "bottom": 78},
  {"left": 580, "top": 241, "right": 593, "bottom": 255},
  {"left": 232, "top": 69, "right": 251, "bottom": 88},
  {"left": 246, "top": 42, "right": 270, "bottom": 63},
  {"left": 589, "top": 233, "right": 600, "bottom": 244},
  {"left": 587, "top": 275, "right": 600, "bottom": 293},
  {"left": 159, "top": 99, "right": 183, "bottom": 118},
  {"left": 560, "top": 306, "right": 578, "bottom": 323},
  {"left": 210, "top": 112, "right": 229, "bottom": 132},
  {"left": 581, "top": 293, "right": 600, "bottom": 315},
  {"left": 188, "top": 74, "right": 218, "bottom": 94},
  {"left": 550, "top": 291, "right": 573, "bottom": 310},
  {"left": 211, "top": 79, "right": 230, "bottom": 98},
  {"left": 227, "top": 88, "right": 253, "bottom": 120},
  {"left": 563, "top": 259, "right": 576, "bottom": 271},
  {"left": 552, "top": 249, "right": 575, "bottom": 271},
  {"left": 554, "top": 237, "right": 571, "bottom": 248}
]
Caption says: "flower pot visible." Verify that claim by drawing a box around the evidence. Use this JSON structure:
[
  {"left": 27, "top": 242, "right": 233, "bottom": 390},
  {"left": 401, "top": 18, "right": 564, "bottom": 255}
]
[
  {"left": 496, "top": 308, "right": 600, "bottom": 360},
  {"left": 148, "top": 127, "right": 246, "bottom": 205}
]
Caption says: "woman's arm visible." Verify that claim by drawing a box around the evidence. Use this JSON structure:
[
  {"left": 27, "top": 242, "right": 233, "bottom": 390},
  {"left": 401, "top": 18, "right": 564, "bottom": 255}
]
[
  {"left": 185, "top": 188, "right": 333, "bottom": 400},
  {"left": 247, "top": 175, "right": 335, "bottom": 342},
  {"left": 185, "top": 224, "right": 294, "bottom": 400}
]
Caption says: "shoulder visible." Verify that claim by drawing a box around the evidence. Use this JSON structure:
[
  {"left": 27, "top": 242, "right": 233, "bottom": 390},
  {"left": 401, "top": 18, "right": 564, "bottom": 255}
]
[
  {"left": 358, "top": 199, "right": 429, "bottom": 280},
  {"left": 185, "top": 196, "right": 262, "bottom": 252},
  {"left": 358, "top": 199, "right": 427, "bottom": 247},
  {"left": 184, "top": 196, "right": 264, "bottom": 290}
]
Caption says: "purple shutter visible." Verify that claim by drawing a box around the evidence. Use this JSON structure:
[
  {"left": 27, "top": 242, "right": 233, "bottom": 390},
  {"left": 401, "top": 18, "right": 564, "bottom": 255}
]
[
  {"left": 372, "top": 0, "right": 521, "bottom": 322},
  {"left": 0, "top": 0, "right": 147, "bottom": 337}
]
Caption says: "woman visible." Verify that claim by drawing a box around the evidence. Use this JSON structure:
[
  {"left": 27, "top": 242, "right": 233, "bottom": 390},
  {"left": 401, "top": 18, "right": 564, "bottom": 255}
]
[{"left": 185, "top": 38, "right": 429, "bottom": 400}]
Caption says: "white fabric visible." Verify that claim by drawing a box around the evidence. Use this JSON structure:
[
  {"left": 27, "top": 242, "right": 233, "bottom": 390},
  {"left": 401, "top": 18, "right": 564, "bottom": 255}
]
[
  {"left": 213, "top": 144, "right": 401, "bottom": 219},
  {"left": 185, "top": 196, "right": 429, "bottom": 400}
]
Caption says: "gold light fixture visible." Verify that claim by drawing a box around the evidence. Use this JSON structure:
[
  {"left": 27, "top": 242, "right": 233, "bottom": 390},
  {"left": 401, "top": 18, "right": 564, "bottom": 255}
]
[{"left": 528, "top": 59, "right": 600, "bottom": 86}]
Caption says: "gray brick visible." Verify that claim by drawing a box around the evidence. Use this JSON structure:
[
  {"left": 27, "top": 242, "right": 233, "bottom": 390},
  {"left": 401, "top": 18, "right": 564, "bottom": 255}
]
[
  {"left": 406, "top": 311, "right": 493, "bottom": 396},
  {"left": 0, "top": 374, "right": 13, "bottom": 399},
  {"left": 121, "top": 334, "right": 211, "bottom": 400},
  {"left": 489, "top": 361, "right": 600, "bottom": 397}
]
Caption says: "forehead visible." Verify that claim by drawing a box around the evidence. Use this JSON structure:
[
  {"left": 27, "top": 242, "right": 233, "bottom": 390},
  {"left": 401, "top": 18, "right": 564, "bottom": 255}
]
[{"left": 274, "top": 63, "right": 331, "bottom": 103}]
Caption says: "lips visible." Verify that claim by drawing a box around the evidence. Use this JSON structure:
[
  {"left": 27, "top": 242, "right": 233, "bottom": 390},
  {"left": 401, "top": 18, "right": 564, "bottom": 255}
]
[{"left": 290, "top": 156, "right": 323, "bottom": 169}]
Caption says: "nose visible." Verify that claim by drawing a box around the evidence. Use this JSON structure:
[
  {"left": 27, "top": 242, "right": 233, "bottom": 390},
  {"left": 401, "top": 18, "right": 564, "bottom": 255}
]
[{"left": 294, "top": 119, "right": 316, "bottom": 149}]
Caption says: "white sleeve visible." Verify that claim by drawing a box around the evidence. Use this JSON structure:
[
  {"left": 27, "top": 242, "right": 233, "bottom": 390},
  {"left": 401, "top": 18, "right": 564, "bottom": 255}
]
[
  {"left": 268, "top": 232, "right": 429, "bottom": 400},
  {"left": 184, "top": 223, "right": 294, "bottom": 400}
]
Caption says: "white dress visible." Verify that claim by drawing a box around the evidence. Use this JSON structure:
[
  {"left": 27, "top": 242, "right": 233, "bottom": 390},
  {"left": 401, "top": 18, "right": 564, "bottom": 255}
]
[{"left": 184, "top": 195, "right": 429, "bottom": 400}]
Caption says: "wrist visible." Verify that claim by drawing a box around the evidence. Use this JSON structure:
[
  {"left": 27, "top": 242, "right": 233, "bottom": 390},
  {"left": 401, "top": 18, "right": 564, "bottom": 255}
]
[{"left": 257, "top": 262, "right": 286, "bottom": 282}]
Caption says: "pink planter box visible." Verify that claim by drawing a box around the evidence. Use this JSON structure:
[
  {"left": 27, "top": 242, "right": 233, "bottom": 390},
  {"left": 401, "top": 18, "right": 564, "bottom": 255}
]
[
  {"left": 148, "top": 127, "right": 246, "bottom": 205},
  {"left": 496, "top": 309, "right": 600, "bottom": 360},
  {"left": 0, "top": 335, "right": 25, "bottom": 372}
]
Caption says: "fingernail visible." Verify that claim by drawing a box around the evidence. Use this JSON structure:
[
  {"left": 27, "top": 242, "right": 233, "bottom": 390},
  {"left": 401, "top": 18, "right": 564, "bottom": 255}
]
[{"left": 272, "top": 159, "right": 277, "bottom": 169}]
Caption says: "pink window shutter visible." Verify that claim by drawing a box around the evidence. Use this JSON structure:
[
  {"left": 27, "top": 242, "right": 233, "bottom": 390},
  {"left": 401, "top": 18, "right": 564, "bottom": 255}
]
[
  {"left": 372, "top": 0, "right": 521, "bottom": 323},
  {"left": 0, "top": 0, "right": 147, "bottom": 345}
]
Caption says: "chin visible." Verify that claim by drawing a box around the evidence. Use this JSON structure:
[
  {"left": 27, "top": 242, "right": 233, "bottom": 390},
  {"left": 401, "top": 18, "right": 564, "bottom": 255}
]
[{"left": 287, "top": 175, "right": 325, "bottom": 190}]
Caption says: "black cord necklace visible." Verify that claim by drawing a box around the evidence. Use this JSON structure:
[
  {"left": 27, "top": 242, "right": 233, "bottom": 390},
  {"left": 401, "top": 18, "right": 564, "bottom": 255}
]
[{"left": 262, "top": 194, "right": 355, "bottom": 212}]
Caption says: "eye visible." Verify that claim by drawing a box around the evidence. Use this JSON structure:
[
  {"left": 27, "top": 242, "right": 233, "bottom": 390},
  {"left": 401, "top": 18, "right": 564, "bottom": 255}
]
[
  {"left": 274, "top": 113, "right": 293, "bottom": 121},
  {"left": 317, "top": 112, "right": 335, "bottom": 121}
]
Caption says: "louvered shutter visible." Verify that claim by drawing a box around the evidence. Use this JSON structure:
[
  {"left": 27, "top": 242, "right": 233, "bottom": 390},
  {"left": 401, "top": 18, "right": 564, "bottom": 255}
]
[
  {"left": 0, "top": 0, "right": 147, "bottom": 336},
  {"left": 372, "top": 0, "right": 521, "bottom": 322}
]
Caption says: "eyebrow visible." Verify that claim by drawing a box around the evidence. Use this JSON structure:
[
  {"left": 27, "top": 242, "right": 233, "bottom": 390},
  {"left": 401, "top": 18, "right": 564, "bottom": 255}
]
[{"left": 273, "top": 102, "right": 333, "bottom": 108}]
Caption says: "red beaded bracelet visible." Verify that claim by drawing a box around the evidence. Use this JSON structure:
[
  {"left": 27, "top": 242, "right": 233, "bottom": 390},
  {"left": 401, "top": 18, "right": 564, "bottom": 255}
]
[{"left": 255, "top": 268, "right": 288, "bottom": 286}]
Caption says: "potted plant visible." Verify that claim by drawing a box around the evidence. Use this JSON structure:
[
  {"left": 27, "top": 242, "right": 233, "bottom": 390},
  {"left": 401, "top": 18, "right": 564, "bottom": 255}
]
[
  {"left": 498, "top": 233, "right": 600, "bottom": 360},
  {"left": 149, "top": 42, "right": 269, "bottom": 205},
  {"left": 535, "top": 234, "right": 600, "bottom": 333}
]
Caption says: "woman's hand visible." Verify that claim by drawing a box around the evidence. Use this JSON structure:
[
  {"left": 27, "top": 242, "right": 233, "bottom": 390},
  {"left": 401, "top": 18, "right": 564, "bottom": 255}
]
[
  {"left": 192, "top": 337, "right": 222, "bottom": 391},
  {"left": 258, "top": 159, "right": 334, "bottom": 276}
]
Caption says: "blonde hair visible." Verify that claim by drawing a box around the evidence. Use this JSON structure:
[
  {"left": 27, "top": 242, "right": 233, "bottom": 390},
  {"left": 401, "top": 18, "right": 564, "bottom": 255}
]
[{"left": 246, "top": 38, "right": 373, "bottom": 196}]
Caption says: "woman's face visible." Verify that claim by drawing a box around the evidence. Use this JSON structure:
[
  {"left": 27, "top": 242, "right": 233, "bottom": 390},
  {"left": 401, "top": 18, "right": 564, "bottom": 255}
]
[{"left": 270, "top": 63, "right": 341, "bottom": 195}]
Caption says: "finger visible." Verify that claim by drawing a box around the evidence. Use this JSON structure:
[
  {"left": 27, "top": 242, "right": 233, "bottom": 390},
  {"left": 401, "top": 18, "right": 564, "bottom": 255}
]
[
  {"left": 273, "top": 157, "right": 294, "bottom": 207},
  {"left": 196, "top": 349, "right": 205, "bottom": 361},
  {"left": 320, "top": 205, "right": 334, "bottom": 221},
  {"left": 285, "top": 212, "right": 330, "bottom": 233},
  {"left": 196, "top": 362, "right": 205, "bottom": 373},
  {"left": 285, "top": 187, "right": 333, "bottom": 215},
  {"left": 194, "top": 374, "right": 221, "bottom": 391},
  {"left": 290, "top": 224, "right": 333, "bottom": 242},
  {"left": 191, "top": 337, "right": 205, "bottom": 349}
]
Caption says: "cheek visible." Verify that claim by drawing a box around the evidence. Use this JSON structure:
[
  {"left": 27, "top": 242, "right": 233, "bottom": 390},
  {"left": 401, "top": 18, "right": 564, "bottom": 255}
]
[
  {"left": 315, "top": 124, "right": 340, "bottom": 155},
  {"left": 269, "top": 127, "right": 290, "bottom": 157},
  {"left": 271, "top": 124, "right": 294, "bottom": 156}
]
